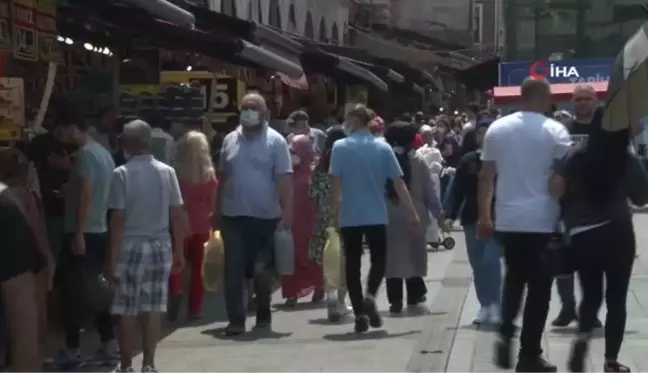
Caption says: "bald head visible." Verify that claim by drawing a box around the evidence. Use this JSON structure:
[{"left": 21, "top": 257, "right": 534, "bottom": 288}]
[
  {"left": 573, "top": 84, "right": 595, "bottom": 96},
  {"left": 572, "top": 84, "right": 598, "bottom": 119}
]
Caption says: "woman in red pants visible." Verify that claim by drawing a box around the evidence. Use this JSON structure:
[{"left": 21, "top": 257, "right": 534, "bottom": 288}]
[{"left": 168, "top": 131, "right": 218, "bottom": 321}]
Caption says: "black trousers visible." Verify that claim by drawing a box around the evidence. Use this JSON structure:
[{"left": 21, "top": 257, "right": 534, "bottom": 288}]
[
  {"left": 386, "top": 277, "right": 427, "bottom": 306},
  {"left": 572, "top": 220, "right": 635, "bottom": 360},
  {"left": 58, "top": 233, "right": 115, "bottom": 349},
  {"left": 340, "top": 225, "right": 387, "bottom": 316},
  {"left": 497, "top": 231, "right": 553, "bottom": 358}
]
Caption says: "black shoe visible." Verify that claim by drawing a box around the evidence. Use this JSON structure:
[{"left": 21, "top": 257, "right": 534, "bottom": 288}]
[
  {"left": 224, "top": 323, "right": 246, "bottom": 336},
  {"left": 552, "top": 309, "right": 577, "bottom": 327},
  {"left": 515, "top": 356, "right": 557, "bottom": 372},
  {"left": 255, "top": 313, "right": 272, "bottom": 329},
  {"left": 354, "top": 315, "right": 370, "bottom": 333},
  {"left": 407, "top": 295, "right": 427, "bottom": 306},
  {"left": 364, "top": 298, "right": 383, "bottom": 328},
  {"left": 568, "top": 339, "right": 588, "bottom": 372},
  {"left": 494, "top": 337, "right": 512, "bottom": 369},
  {"left": 389, "top": 303, "right": 403, "bottom": 314}
]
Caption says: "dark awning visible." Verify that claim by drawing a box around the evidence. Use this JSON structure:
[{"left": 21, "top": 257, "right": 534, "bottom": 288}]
[
  {"left": 344, "top": 58, "right": 405, "bottom": 83},
  {"left": 111, "top": 0, "right": 195, "bottom": 28},
  {"left": 65, "top": 1, "right": 303, "bottom": 78},
  {"left": 454, "top": 57, "right": 500, "bottom": 92},
  {"left": 300, "top": 48, "right": 388, "bottom": 91}
]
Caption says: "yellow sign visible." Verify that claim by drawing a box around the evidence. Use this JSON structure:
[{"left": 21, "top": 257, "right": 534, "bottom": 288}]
[{"left": 0, "top": 126, "right": 21, "bottom": 140}]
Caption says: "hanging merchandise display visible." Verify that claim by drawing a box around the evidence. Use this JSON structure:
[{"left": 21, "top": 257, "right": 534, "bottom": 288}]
[{"left": 0, "top": 77, "right": 25, "bottom": 140}]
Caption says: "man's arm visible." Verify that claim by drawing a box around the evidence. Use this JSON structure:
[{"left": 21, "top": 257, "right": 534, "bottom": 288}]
[
  {"left": 274, "top": 138, "right": 294, "bottom": 228},
  {"left": 74, "top": 150, "right": 93, "bottom": 235},
  {"left": 477, "top": 161, "right": 496, "bottom": 223},
  {"left": 168, "top": 169, "right": 187, "bottom": 257},
  {"left": 107, "top": 170, "right": 126, "bottom": 273},
  {"left": 478, "top": 127, "right": 497, "bottom": 223}
]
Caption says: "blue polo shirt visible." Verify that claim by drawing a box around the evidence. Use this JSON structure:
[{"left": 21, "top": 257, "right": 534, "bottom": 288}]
[{"left": 330, "top": 131, "right": 403, "bottom": 227}]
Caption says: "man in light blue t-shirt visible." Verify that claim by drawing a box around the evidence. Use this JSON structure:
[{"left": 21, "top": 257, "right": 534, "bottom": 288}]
[
  {"left": 52, "top": 108, "right": 117, "bottom": 368},
  {"left": 329, "top": 104, "right": 420, "bottom": 334}
]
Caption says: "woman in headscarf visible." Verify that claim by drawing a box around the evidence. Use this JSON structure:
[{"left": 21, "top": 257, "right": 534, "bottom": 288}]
[
  {"left": 445, "top": 119, "right": 502, "bottom": 325},
  {"left": 554, "top": 113, "right": 648, "bottom": 372},
  {"left": 384, "top": 121, "right": 448, "bottom": 313},
  {"left": 281, "top": 134, "right": 324, "bottom": 306},
  {"left": 309, "top": 126, "right": 352, "bottom": 321}
]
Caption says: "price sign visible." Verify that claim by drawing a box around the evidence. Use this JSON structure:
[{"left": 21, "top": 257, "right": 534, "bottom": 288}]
[
  {"left": 208, "top": 78, "right": 237, "bottom": 114},
  {"left": 11, "top": 0, "right": 37, "bottom": 61}
]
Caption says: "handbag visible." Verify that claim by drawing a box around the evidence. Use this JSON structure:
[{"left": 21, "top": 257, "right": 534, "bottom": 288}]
[
  {"left": 322, "top": 227, "right": 342, "bottom": 289},
  {"left": 274, "top": 228, "right": 294, "bottom": 276},
  {"left": 203, "top": 230, "right": 224, "bottom": 292}
]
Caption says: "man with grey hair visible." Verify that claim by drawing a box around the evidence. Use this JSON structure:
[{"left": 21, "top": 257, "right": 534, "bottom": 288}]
[
  {"left": 214, "top": 91, "right": 293, "bottom": 336},
  {"left": 106, "top": 119, "right": 186, "bottom": 373}
]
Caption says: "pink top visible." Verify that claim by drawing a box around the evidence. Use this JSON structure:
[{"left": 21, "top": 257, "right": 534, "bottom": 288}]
[{"left": 179, "top": 177, "right": 218, "bottom": 236}]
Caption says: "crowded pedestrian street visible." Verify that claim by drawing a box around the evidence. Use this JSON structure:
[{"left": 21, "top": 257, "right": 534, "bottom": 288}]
[{"left": 34, "top": 212, "right": 648, "bottom": 372}]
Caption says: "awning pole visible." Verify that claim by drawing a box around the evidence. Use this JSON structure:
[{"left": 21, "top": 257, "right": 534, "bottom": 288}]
[
  {"left": 203, "top": 71, "right": 218, "bottom": 140},
  {"left": 32, "top": 62, "right": 57, "bottom": 133}
]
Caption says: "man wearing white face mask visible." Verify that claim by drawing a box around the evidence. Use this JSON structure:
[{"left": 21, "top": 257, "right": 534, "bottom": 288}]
[{"left": 214, "top": 92, "right": 293, "bottom": 336}]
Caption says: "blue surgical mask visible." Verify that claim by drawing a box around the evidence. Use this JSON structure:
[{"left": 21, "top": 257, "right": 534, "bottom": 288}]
[{"left": 240, "top": 109, "right": 261, "bottom": 127}]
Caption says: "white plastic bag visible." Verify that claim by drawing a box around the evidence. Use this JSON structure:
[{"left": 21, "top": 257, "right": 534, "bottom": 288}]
[
  {"left": 323, "top": 227, "right": 342, "bottom": 289},
  {"left": 274, "top": 228, "right": 294, "bottom": 275}
]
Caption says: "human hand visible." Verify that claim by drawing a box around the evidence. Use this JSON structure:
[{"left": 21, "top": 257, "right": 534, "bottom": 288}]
[
  {"left": 277, "top": 216, "right": 292, "bottom": 231},
  {"left": 407, "top": 211, "right": 421, "bottom": 232},
  {"left": 72, "top": 233, "right": 86, "bottom": 255},
  {"left": 172, "top": 253, "right": 186, "bottom": 274},
  {"left": 439, "top": 218, "right": 452, "bottom": 233},
  {"left": 477, "top": 219, "right": 494, "bottom": 239}
]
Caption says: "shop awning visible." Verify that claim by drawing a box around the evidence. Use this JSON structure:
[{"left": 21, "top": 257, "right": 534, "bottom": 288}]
[
  {"left": 455, "top": 57, "right": 500, "bottom": 92},
  {"left": 492, "top": 82, "right": 608, "bottom": 105},
  {"left": 113, "top": 0, "right": 195, "bottom": 29},
  {"left": 67, "top": 1, "right": 303, "bottom": 78},
  {"left": 300, "top": 48, "right": 388, "bottom": 91}
]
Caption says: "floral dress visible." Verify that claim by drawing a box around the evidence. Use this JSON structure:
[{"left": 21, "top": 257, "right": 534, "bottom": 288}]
[{"left": 308, "top": 168, "right": 333, "bottom": 263}]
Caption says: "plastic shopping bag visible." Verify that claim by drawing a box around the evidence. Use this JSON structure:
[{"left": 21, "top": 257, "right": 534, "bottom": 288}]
[
  {"left": 274, "top": 228, "right": 294, "bottom": 275},
  {"left": 323, "top": 227, "right": 342, "bottom": 289},
  {"left": 203, "top": 230, "right": 224, "bottom": 292}
]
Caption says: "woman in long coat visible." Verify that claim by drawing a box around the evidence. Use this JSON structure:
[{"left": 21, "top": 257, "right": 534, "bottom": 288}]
[{"left": 384, "top": 121, "right": 447, "bottom": 313}]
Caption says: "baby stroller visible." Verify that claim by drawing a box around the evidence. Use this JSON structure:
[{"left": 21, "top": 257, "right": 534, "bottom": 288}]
[{"left": 428, "top": 231, "right": 456, "bottom": 252}]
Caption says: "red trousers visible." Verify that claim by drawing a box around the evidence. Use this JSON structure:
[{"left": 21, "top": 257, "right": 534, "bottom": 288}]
[{"left": 169, "top": 233, "right": 209, "bottom": 316}]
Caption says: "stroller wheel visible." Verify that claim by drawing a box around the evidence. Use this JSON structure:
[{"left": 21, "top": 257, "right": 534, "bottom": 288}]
[{"left": 442, "top": 237, "right": 456, "bottom": 250}]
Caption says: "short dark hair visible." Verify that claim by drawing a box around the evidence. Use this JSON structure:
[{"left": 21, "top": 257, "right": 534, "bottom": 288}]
[
  {"left": 288, "top": 110, "right": 309, "bottom": 122},
  {"left": 468, "top": 102, "right": 481, "bottom": 115},
  {"left": 54, "top": 105, "right": 86, "bottom": 131},
  {"left": 521, "top": 78, "right": 551, "bottom": 102}
]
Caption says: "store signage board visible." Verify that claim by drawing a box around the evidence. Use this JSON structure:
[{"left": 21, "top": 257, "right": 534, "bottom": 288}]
[
  {"left": 498, "top": 58, "right": 614, "bottom": 86},
  {"left": 0, "top": 77, "right": 25, "bottom": 140},
  {"left": 11, "top": 0, "right": 37, "bottom": 61}
]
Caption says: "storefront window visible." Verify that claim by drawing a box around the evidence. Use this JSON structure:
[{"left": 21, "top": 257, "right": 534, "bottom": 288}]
[{"left": 504, "top": 0, "right": 645, "bottom": 60}]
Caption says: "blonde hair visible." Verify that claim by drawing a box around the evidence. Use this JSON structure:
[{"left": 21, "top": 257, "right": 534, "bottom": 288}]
[{"left": 173, "top": 131, "right": 215, "bottom": 183}]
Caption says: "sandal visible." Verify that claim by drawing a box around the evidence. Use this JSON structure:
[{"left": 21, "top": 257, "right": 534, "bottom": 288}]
[{"left": 604, "top": 361, "right": 631, "bottom": 372}]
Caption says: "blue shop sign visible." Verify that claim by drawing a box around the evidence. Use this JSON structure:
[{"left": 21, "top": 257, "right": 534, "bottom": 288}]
[{"left": 499, "top": 58, "right": 614, "bottom": 86}]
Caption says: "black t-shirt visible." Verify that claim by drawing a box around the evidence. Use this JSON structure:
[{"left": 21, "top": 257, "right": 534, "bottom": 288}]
[
  {"left": 0, "top": 186, "right": 45, "bottom": 284},
  {"left": 24, "top": 133, "right": 76, "bottom": 216}
]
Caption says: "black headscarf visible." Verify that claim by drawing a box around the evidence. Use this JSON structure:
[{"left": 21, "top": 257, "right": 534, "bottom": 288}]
[{"left": 384, "top": 121, "right": 417, "bottom": 201}]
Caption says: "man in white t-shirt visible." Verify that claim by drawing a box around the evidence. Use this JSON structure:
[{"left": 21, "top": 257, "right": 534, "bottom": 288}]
[{"left": 478, "top": 78, "right": 571, "bottom": 373}]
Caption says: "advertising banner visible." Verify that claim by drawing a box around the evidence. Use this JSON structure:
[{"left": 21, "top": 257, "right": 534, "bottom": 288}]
[{"left": 499, "top": 58, "right": 614, "bottom": 87}]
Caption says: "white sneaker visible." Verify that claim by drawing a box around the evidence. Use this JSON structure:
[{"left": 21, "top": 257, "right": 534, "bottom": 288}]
[
  {"left": 142, "top": 365, "right": 158, "bottom": 373},
  {"left": 489, "top": 304, "right": 501, "bottom": 325},
  {"left": 336, "top": 301, "right": 353, "bottom": 316},
  {"left": 473, "top": 307, "right": 491, "bottom": 325}
]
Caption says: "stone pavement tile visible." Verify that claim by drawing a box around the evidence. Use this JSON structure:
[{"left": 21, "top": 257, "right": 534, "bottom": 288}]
[{"left": 130, "top": 247, "right": 457, "bottom": 372}]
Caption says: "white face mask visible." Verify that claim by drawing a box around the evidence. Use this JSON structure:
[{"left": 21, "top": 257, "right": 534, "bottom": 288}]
[
  {"left": 291, "top": 153, "right": 301, "bottom": 166},
  {"left": 240, "top": 109, "right": 261, "bottom": 127}
]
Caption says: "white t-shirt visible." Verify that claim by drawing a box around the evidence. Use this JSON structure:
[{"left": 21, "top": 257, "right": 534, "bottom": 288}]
[{"left": 481, "top": 111, "right": 571, "bottom": 233}]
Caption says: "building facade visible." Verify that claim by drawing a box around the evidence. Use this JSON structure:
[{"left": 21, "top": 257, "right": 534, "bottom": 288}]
[
  {"left": 207, "top": 0, "right": 350, "bottom": 44},
  {"left": 503, "top": 0, "right": 645, "bottom": 61}
]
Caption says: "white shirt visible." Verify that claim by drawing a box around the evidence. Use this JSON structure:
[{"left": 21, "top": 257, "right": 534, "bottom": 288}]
[{"left": 481, "top": 111, "right": 571, "bottom": 233}]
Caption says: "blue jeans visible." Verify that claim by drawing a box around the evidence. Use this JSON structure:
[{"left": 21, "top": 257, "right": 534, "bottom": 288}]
[
  {"left": 441, "top": 172, "right": 455, "bottom": 208},
  {"left": 463, "top": 224, "right": 502, "bottom": 308},
  {"left": 221, "top": 216, "right": 277, "bottom": 326}
]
